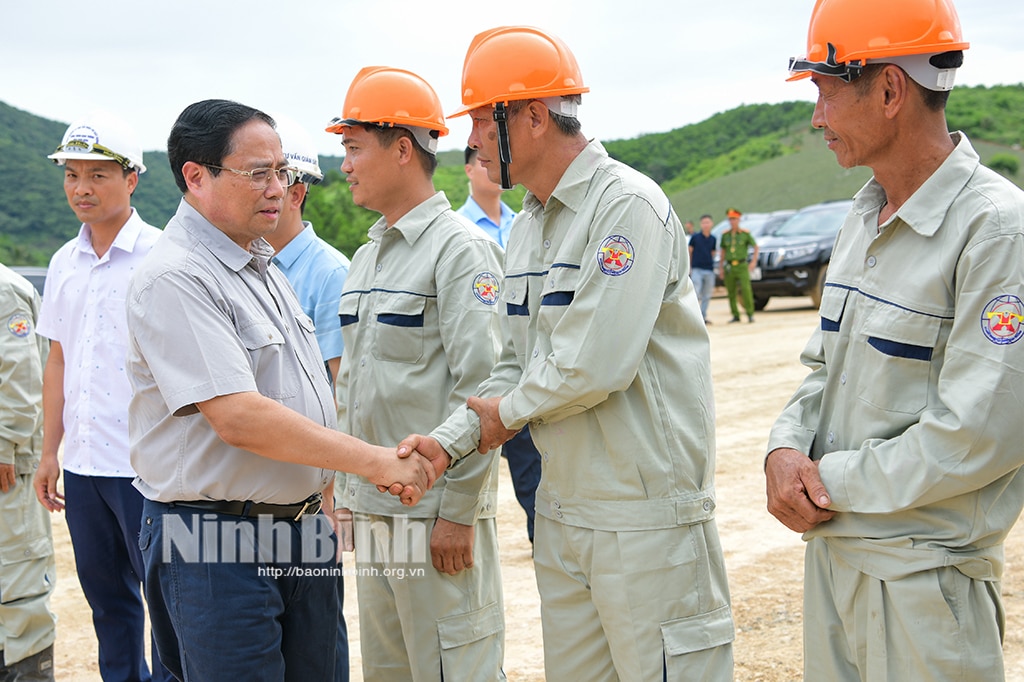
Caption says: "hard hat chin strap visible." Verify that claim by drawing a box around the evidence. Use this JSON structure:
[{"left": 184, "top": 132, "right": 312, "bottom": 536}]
[{"left": 493, "top": 102, "right": 514, "bottom": 190}]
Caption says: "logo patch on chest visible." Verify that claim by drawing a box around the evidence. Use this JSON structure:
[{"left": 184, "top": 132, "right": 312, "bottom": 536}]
[
  {"left": 981, "top": 295, "right": 1024, "bottom": 345},
  {"left": 597, "top": 235, "right": 634, "bottom": 276}
]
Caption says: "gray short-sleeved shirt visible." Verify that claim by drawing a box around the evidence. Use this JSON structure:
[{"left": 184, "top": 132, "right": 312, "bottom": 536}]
[{"left": 127, "top": 199, "right": 334, "bottom": 504}]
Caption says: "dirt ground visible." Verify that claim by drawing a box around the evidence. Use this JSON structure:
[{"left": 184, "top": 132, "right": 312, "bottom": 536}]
[{"left": 46, "top": 293, "right": 1024, "bottom": 681}]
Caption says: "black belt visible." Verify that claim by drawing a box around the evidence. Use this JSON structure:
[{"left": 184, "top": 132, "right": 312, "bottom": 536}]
[{"left": 169, "top": 493, "right": 322, "bottom": 521}]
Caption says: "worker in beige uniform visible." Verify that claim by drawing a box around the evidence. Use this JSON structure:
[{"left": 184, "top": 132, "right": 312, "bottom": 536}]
[
  {"left": 766, "top": 1, "right": 1024, "bottom": 679},
  {"left": 327, "top": 66, "right": 506, "bottom": 682},
  {"left": 0, "top": 265, "right": 56, "bottom": 681},
  {"left": 401, "top": 27, "right": 734, "bottom": 681},
  {"left": 126, "top": 99, "right": 435, "bottom": 681}
]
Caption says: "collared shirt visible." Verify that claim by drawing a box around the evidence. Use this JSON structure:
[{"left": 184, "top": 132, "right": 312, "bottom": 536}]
[
  {"left": 336, "top": 192, "right": 504, "bottom": 523},
  {"left": 0, "top": 265, "right": 47, "bottom": 473},
  {"left": 127, "top": 199, "right": 334, "bottom": 504},
  {"left": 432, "top": 140, "right": 716, "bottom": 532},
  {"left": 768, "top": 133, "right": 1024, "bottom": 581},
  {"left": 457, "top": 195, "right": 516, "bottom": 247},
  {"left": 720, "top": 229, "right": 756, "bottom": 264},
  {"left": 36, "top": 209, "right": 161, "bottom": 477},
  {"left": 272, "top": 222, "right": 351, "bottom": 365},
  {"left": 689, "top": 232, "right": 717, "bottom": 271}
]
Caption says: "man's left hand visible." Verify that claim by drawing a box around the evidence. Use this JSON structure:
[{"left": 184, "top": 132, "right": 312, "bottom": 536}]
[
  {"left": 430, "top": 518, "right": 475, "bottom": 575},
  {"left": 0, "top": 463, "right": 15, "bottom": 493}
]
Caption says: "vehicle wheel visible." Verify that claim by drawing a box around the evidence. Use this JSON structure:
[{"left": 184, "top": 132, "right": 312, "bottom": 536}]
[
  {"left": 810, "top": 265, "right": 828, "bottom": 308},
  {"left": 753, "top": 297, "right": 769, "bottom": 311}
]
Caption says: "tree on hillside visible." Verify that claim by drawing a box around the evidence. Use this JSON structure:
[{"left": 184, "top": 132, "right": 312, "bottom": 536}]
[
  {"left": 989, "top": 153, "right": 1020, "bottom": 178},
  {"left": 603, "top": 101, "right": 815, "bottom": 183}
]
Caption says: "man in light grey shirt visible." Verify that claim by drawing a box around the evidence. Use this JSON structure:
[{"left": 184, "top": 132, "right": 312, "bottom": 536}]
[{"left": 126, "top": 99, "right": 434, "bottom": 681}]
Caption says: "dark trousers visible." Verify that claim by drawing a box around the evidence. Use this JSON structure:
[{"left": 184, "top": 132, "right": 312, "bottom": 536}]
[
  {"left": 63, "top": 472, "right": 174, "bottom": 682},
  {"left": 335, "top": 573, "right": 349, "bottom": 682},
  {"left": 503, "top": 428, "right": 543, "bottom": 543},
  {"left": 140, "top": 499, "right": 339, "bottom": 681}
]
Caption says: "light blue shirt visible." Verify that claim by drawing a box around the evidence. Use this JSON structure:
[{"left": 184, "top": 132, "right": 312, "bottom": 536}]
[
  {"left": 457, "top": 196, "right": 516, "bottom": 248},
  {"left": 272, "top": 223, "right": 351, "bottom": 365}
]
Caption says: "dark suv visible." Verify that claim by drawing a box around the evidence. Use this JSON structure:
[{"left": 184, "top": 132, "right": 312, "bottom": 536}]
[{"left": 750, "top": 199, "right": 853, "bottom": 310}]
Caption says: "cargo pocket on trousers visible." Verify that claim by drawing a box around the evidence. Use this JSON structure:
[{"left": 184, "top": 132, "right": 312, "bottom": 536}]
[
  {"left": 0, "top": 538, "right": 55, "bottom": 603},
  {"left": 662, "top": 604, "right": 735, "bottom": 679},
  {"left": 437, "top": 601, "right": 505, "bottom": 677}
]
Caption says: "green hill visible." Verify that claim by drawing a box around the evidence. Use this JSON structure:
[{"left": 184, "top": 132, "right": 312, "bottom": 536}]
[{"left": 3, "top": 84, "right": 1022, "bottom": 265}]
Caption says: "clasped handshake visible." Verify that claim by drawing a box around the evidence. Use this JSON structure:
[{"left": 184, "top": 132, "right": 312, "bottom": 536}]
[{"left": 373, "top": 396, "right": 518, "bottom": 506}]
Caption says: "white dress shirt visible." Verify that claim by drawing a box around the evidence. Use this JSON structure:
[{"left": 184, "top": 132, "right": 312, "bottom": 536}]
[{"left": 37, "top": 209, "right": 161, "bottom": 477}]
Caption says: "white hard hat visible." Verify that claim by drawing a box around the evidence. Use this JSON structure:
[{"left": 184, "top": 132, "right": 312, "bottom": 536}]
[
  {"left": 272, "top": 113, "right": 323, "bottom": 184},
  {"left": 47, "top": 111, "right": 146, "bottom": 174}
]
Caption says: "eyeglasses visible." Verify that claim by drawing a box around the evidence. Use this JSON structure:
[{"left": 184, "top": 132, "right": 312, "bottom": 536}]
[{"left": 205, "top": 165, "right": 297, "bottom": 190}]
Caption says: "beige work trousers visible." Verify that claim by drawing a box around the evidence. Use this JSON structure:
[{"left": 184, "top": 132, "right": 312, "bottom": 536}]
[
  {"left": 353, "top": 513, "right": 505, "bottom": 682},
  {"left": 534, "top": 514, "right": 734, "bottom": 682},
  {"left": 804, "top": 537, "right": 1005, "bottom": 681},
  {"left": 0, "top": 473, "right": 56, "bottom": 665}
]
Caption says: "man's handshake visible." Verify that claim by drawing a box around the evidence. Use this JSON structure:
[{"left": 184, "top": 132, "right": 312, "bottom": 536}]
[{"left": 372, "top": 436, "right": 452, "bottom": 506}]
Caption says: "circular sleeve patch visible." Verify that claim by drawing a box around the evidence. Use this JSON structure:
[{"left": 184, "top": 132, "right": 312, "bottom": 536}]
[
  {"left": 7, "top": 313, "right": 32, "bottom": 338},
  {"left": 597, "top": 235, "right": 634, "bottom": 276},
  {"left": 473, "top": 272, "right": 500, "bottom": 305},
  {"left": 981, "top": 295, "right": 1024, "bottom": 345}
]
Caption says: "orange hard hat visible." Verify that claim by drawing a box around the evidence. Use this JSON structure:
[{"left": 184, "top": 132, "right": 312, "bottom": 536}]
[
  {"left": 448, "top": 26, "right": 589, "bottom": 118},
  {"left": 788, "top": 0, "right": 969, "bottom": 85},
  {"left": 326, "top": 66, "right": 448, "bottom": 152}
]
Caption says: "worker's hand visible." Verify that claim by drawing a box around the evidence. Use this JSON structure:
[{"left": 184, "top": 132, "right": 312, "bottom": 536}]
[
  {"left": 33, "top": 454, "right": 64, "bottom": 512},
  {"left": 430, "top": 518, "right": 475, "bottom": 576},
  {"left": 380, "top": 436, "right": 452, "bottom": 501},
  {"left": 467, "top": 395, "right": 517, "bottom": 454},
  {"left": 765, "top": 448, "right": 834, "bottom": 533},
  {"left": 333, "top": 507, "right": 354, "bottom": 554},
  {"left": 395, "top": 435, "right": 451, "bottom": 480},
  {"left": 0, "top": 463, "right": 15, "bottom": 493},
  {"left": 371, "top": 445, "right": 435, "bottom": 506}
]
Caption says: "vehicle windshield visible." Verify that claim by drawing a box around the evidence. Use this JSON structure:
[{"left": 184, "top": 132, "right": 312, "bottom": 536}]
[
  {"left": 761, "top": 213, "right": 794, "bottom": 237},
  {"left": 773, "top": 204, "right": 850, "bottom": 237}
]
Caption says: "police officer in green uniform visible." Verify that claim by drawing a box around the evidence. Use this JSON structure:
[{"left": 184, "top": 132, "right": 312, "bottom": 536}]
[
  {"left": 0, "top": 264, "right": 56, "bottom": 681},
  {"left": 718, "top": 208, "right": 759, "bottom": 322}
]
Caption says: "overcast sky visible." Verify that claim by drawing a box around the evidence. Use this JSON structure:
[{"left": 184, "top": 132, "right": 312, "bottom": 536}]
[{"left": 3, "top": 0, "right": 1021, "bottom": 160}]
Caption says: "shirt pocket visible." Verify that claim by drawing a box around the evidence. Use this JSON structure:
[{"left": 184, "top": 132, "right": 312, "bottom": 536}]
[
  {"left": 537, "top": 265, "right": 579, "bottom": 335},
  {"left": 819, "top": 286, "right": 849, "bottom": 360},
  {"left": 238, "top": 320, "right": 298, "bottom": 400},
  {"left": 819, "top": 286, "right": 848, "bottom": 333},
  {"left": 97, "top": 296, "right": 129, "bottom": 349},
  {"left": 856, "top": 306, "right": 941, "bottom": 414},
  {"left": 338, "top": 292, "right": 360, "bottom": 330},
  {"left": 372, "top": 292, "right": 425, "bottom": 364},
  {"left": 500, "top": 280, "right": 531, "bottom": 363}
]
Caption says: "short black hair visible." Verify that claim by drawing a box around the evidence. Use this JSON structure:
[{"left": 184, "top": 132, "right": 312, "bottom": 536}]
[
  {"left": 852, "top": 52, "right": 961, "bottom": 113},
  {"left": 167, "top": 99, "right": 275, "bottom": 194},
  {"left": 353, "top": 124, "right": 438, "bottom": 176},
  {"left": 506, "top": 95, "right": 583, "bottom": 137},
  {"left": 464, "top": 146, "right": 478, "bottom": 165},
  {"left": 700, "top": 214, "right": 713, "bottom": 221}
]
